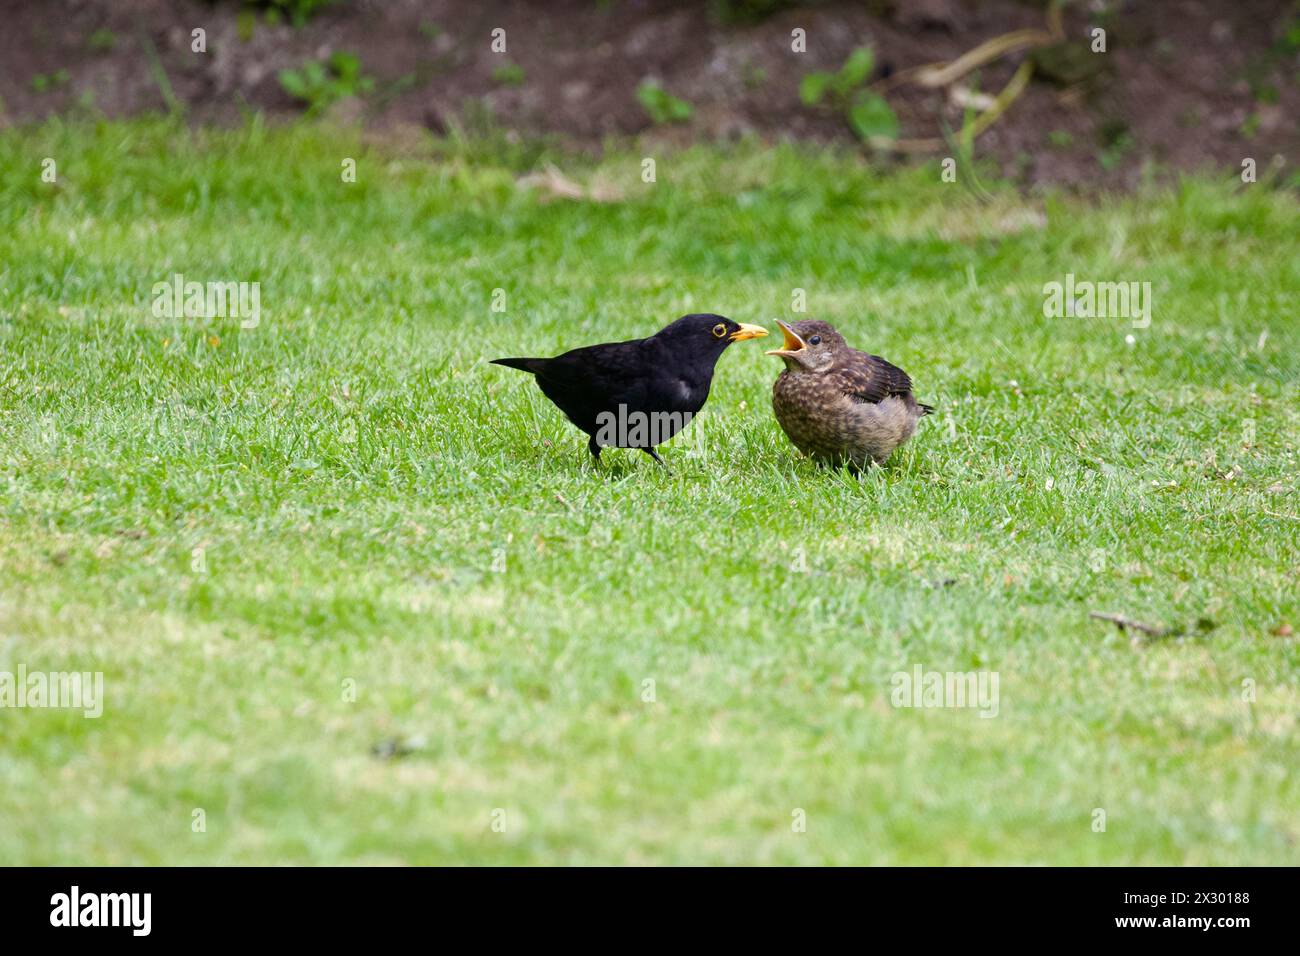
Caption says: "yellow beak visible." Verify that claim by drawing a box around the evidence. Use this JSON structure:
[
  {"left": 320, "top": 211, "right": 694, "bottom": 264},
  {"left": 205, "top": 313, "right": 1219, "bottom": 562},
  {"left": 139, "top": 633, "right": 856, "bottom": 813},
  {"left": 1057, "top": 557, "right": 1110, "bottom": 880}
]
[
  {"left": 729, "top": 322, "right": 769, "bottom": 342},
  {"left": 765, "top": 319, "right": 806, "bottom": 357}
]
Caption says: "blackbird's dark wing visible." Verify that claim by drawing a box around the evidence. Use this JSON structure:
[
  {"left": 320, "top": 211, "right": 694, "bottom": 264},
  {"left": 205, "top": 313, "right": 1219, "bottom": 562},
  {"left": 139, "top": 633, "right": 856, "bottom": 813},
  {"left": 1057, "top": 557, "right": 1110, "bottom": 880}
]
[
  {"left": 529, "top": 340, "right": 659, "bottom": 433},
  {"left": 830, "top": 350, "right": 915, "bottom": 405}
]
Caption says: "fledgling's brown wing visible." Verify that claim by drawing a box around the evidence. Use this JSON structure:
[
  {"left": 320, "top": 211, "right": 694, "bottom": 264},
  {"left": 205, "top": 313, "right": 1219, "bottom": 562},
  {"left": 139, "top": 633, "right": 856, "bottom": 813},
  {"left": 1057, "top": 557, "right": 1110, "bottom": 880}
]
[{"left": 830, "top": 350, "right": 915, "bottom": 405}]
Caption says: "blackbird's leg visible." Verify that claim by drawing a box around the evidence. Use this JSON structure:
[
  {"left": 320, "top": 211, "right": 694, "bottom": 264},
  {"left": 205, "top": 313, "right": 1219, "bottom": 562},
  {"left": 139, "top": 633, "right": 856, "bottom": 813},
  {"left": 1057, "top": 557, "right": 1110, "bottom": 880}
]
[
  {"left": 641, "top": 446, "right": 667, "bottom": 468},
  {"left": 845, "top": 456, "right": 877, "bottom": 478},
  {"left": 587, "top": 434, "right": 603, "bottom": 463}
]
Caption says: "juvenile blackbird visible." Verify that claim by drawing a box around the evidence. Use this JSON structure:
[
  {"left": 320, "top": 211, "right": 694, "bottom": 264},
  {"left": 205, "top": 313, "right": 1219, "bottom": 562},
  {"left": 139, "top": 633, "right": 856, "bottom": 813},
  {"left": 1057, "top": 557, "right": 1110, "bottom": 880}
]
[
  {"left": 767, "top": 319, "right": 932, "bottom": 468},
  {"left": 492, "top": 313, "right": 768, "bottom": 463}
]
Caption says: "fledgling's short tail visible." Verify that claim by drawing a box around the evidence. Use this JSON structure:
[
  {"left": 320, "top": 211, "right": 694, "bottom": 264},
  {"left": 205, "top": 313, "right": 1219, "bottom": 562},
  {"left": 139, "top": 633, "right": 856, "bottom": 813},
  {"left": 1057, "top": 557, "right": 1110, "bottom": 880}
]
[{"left": 490, "top": 357, "right": 547, "bottom": 374}]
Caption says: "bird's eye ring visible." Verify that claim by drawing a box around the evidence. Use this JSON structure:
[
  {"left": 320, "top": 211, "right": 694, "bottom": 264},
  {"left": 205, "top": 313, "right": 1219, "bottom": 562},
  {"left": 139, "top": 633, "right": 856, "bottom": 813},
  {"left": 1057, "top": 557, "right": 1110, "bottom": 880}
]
[
  {"left": 712, "top": 323, "right": 727, "bottom": 338},
  {"left": 809, "top": 335, "right": 822, "bottom": 345}
]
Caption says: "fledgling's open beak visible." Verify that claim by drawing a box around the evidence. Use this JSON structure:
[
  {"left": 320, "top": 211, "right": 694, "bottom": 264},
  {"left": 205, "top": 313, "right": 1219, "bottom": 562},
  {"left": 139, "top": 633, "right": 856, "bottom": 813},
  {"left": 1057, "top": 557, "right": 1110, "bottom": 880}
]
[
  {"left": 729, "top": 322, "right": 769, "bottom": 342},
  {"left": 765, "top": 319, "right": 806, "bottom": 357}
]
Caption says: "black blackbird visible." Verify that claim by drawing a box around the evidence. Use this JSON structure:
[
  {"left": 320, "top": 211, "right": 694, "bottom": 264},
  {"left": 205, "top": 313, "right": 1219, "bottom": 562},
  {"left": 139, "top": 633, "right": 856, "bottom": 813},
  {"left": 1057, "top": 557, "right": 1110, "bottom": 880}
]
[
  {"left": 492, "top": 313, "right": 769, "bottom": 464},
  {"left": 767, "top": 319, "right": 932, "bottom": 468}
]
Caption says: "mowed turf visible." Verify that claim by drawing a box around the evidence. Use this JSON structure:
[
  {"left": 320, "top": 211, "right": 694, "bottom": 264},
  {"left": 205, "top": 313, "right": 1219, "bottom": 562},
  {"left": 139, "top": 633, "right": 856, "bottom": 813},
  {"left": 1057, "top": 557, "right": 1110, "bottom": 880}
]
[{"left": 1, "top": 120, "right": 1297, "bottom": 865}]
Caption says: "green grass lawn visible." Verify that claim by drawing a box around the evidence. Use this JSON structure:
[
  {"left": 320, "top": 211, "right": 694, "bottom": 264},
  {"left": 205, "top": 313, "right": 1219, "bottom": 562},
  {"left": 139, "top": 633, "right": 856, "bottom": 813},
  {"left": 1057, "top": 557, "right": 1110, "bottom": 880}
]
[{"left": 1, "top": 120, "right": 1297, "bottom": 865}]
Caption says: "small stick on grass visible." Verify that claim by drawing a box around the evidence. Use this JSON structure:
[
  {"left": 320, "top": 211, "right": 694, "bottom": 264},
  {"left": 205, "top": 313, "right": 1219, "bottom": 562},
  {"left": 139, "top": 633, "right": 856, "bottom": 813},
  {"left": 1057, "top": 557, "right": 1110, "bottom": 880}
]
[{"left": 1089, "top": 611, "right": 1171, "bottom": 638}]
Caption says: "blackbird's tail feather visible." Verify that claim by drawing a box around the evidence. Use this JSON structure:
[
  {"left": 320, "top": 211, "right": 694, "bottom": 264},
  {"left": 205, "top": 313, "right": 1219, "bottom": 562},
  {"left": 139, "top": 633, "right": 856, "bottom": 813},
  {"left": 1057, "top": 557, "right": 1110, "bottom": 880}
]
[{"left": 491, "top": 357, "right": 547, "bottom": 374}]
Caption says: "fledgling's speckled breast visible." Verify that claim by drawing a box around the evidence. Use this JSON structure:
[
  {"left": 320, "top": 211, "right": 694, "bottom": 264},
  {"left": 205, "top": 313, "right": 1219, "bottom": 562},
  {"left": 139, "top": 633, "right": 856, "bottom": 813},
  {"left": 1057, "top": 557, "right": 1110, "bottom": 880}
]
[{"left": 772, "top": 371, "right": 918, "bottom": 466}]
